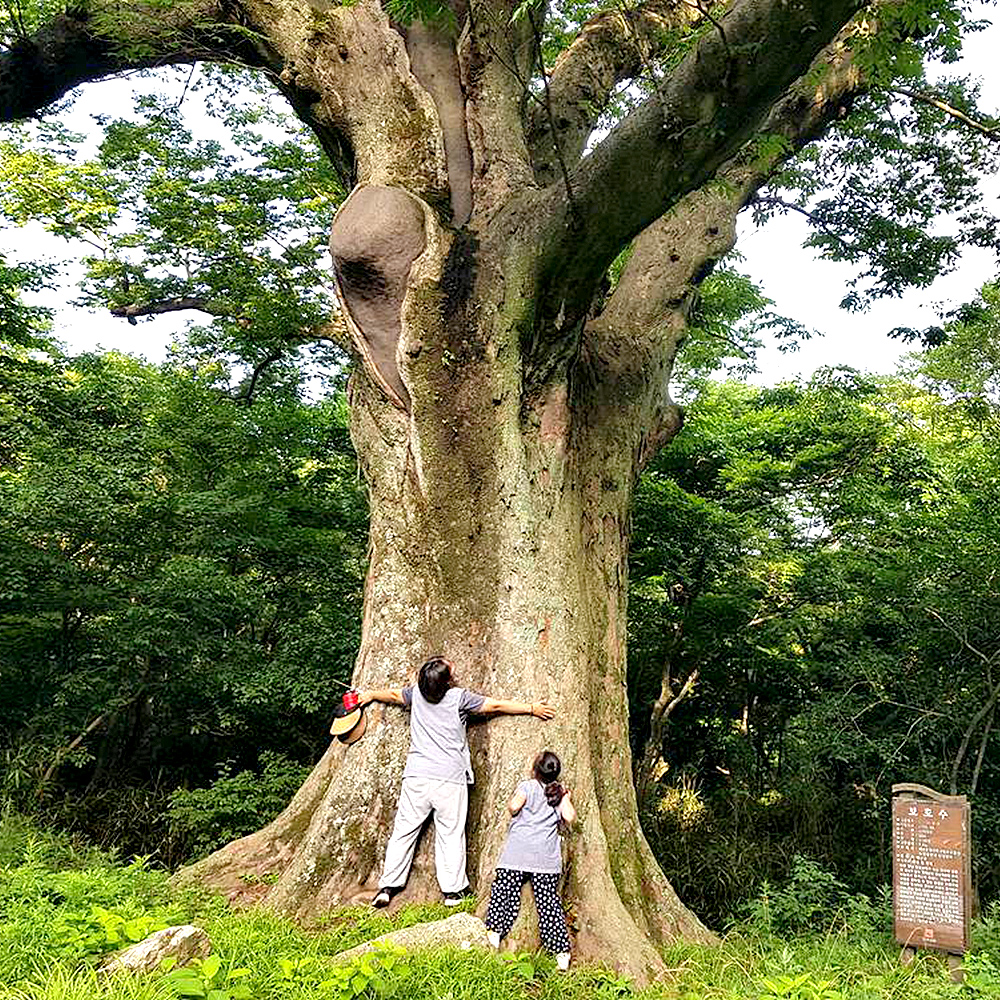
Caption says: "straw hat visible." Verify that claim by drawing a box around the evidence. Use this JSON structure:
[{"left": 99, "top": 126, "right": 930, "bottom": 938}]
[{"left": 330, "top": 703, "right": 366, "bottom": 745}]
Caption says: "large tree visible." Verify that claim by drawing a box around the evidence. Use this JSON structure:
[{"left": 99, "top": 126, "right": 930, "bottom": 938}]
[{"left": 2, "top": 0, "right": 995, "bottom": 978}]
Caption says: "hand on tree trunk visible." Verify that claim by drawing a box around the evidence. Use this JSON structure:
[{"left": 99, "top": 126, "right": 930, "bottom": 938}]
[{"left": 479, "top": 698, "right": 555, "bottom": 719}]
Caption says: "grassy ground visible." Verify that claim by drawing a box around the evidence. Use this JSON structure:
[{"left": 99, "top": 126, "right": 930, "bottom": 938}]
[{"left": 1, "top": 814, "right": 998, "bottom": 1000}]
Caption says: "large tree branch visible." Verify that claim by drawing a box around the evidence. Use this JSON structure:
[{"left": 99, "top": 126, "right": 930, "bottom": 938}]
[
  {"left": 0, "top": 2, "right": 252, "bottom": 122},
  {"left": 527, "top": 0, "right": 712, "bottom": 184},
  {"left": 529, "top": 0, "right": 864, "bottom": 328},
  {"left": 575, "top": 25, "right": 863, "bottom": 465},
  {"left": 109, "top": 294, "right": 353, "bottom": 349},
  {"left": 0, "top": 1, "right": 407, "bottom": 192},
  {"left": 110, "top": 296, "right": 227, "bottom": 323}
]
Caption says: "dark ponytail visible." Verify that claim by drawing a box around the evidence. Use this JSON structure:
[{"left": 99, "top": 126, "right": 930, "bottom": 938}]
[{"left": 533, "top": 750, "right": 564, "bottom": 807}]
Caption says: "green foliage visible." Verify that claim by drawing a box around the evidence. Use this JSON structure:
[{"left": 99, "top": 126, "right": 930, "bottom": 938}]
[
  {"left": 3, "top": 823, "right": 998, "bottom": 1000},
  {"left": 911, "top": 282, "right": 1000, "bottom": 416},
  {"left": 961, "top": 951, "right": 1000, "bottom": 996},
  {"left": 0, "top": 73, "right": 344, "bottom": 397},
  {"left": 166, "top": 752, "right": 311, "bottom": 860},
  {"left": 756, "top": 69, "right": 1000, "bottom": 309},
  {"left": 740, "top": 0, "right": 1000, "bottom": 312},
  {"left": 853, "top": 0, "right": 982, "bottom": 82},
  {"left": 3, "top": 963, "right": 178, "bottom": 1000},
  {"left": 0, "top": 816, "right": 179, "bottom": 984},
  {"left": 674, "top": 262, "right": 813, "bottom": 392},
  {"left": 0, "top": 812, "right": 111, "bottom": 870},
  {"left": 0, "top": 0, "right": 64, "bottom": 48},
  {"left": 0, "top": 255, "right": 53, "bottom": 348},
  {"left": 631, "top": 352, "right": 1000, "bottom": 921},
  {"left": 0, "top": 345, "right": 366, "bottom": 859},
  {"left": 498, "top": 951, "right": 544, "bottom": 981},
  {"left": 317, "top": 944, "right": 410, "bottom": 1000},
  {"left": 757, "top": 972, "right": 842, "bottom": 1000},
  {"left": 742, "top": 857, "right": 873, "bottom": 938},
  {"left": 381, "top": 0, "right": 456, "bottom": 29},
  {"left": 161, "top": 954, "right": 253, "bottom": 1000},
  {"left": 54, "top": 905, "right": 168, "bottom": 962}
]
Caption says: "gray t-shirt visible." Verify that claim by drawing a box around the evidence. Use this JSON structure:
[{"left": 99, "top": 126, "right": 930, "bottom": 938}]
[
  {"left": 497, "top": 779, "right": 562, "bottom": 874},
  {"left": 400, "top": 685, "right": 486, "bottom": 784}
]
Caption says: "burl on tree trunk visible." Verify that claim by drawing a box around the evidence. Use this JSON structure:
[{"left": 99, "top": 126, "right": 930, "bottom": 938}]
[{"left": 1, "top": 0, "right": 871, "bottom": 981}]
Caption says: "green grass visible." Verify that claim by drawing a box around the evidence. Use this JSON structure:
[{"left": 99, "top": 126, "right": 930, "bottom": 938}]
[{"left": 2, "top": 814, "right": 999, "bottom": 1000}]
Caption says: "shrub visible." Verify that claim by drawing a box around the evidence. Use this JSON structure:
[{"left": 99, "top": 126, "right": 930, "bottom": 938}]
[
  {"left": 742, "top": 856, "right": 878, "bottom": 937},
  {"left": 0, "top": 820, "right": 178, "bottom": 984},
  {"left": 0, "top": 811, "right": 111, "bottom": 871},
  {"left": 166, "top": 752, "right": 310, "bottom": 860}
]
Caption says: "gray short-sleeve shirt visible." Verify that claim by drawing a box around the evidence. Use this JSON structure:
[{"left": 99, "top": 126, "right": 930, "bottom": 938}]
[
  {"left": 400, "top": 685, "right": 486, "bottom": 784},
  {"left": 497, "top": 779, "right": 562, "bottom": 874}
]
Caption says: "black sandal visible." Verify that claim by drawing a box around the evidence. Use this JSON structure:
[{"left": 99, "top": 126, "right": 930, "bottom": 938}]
[{"left": 372, "top": 886, "right": 402, "bottom": 908}]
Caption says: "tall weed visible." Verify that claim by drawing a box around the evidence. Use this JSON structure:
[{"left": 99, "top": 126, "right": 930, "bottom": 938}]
[{"left": 741, "top": 856, "right": 888, "bottom": 937}]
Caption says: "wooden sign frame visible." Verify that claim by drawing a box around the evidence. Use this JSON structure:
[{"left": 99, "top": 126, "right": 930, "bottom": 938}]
[{"left": 892, "top": 783, "right": 971, "bottom": 955}]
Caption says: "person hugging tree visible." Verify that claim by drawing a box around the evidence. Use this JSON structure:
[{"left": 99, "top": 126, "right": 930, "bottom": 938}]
[
  {"left": 360, "top": 656, "right": 555, "bottom": 906},
  {"left": 484, "top": 750, "right": 576, "bottom": 970}
]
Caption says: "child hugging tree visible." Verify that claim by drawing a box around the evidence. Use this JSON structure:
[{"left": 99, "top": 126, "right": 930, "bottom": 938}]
[{"left": 484, "top": 750, "right": 576, "bottom": 970}]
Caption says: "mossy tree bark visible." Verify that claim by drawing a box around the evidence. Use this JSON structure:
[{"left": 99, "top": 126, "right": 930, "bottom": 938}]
[{"left": 2, "top": 0, "right": 873, "bottom": 980}]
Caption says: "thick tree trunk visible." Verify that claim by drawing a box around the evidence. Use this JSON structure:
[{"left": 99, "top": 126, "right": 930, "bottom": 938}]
[
  {"left": 185, "top": 201, "right": 709, "bottom": 978},
  {"left": 172, "top": 0, "right": 871, "bottom": 978}
]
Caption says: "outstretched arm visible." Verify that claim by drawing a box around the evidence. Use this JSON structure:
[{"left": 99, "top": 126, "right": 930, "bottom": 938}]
[
  {"left": 359, "top": 689, "right": 407, "bottom": 707},
  {"left": 478, "top": 699, "right": 555, "bottom": 719}
]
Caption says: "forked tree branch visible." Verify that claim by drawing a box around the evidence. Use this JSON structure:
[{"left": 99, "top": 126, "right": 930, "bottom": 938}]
[
  {"left": 950, "top": 676, "right": 1000, "bottom": 795},
  {"left": 593, "top": 26, "right": 863, "bottom": 358},
  {"left": 39, "top": 712, "right": 107, "bottom": 788},
  {"left": 531, "top": 0, "right": 865, "bottom": 324},
  {"left": 527, "top": 0, "right": 712, "bottom": 183},
  {"left": 575, "top": 26, "right": 864, "bottom": 467},
  {"left": 526, "top": 0, "right": 872, "bottom": 189},
  {"left": 241, "top": 348, "right": 284, "bottom": 405}
]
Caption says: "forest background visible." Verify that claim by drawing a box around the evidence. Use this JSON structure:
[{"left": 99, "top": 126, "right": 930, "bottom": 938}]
[{"left": 2, "top": 0, "right": 1000, "bottom": 953}]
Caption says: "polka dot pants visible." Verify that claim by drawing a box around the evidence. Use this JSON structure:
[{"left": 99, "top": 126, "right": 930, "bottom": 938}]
[{"left": 484, "top": 868, "right": 570, "bottom": 954}]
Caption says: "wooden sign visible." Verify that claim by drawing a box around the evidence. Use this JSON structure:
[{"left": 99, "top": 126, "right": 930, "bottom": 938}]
[{"left": 892, "top": 783, "right": 971, "bottom": 955}]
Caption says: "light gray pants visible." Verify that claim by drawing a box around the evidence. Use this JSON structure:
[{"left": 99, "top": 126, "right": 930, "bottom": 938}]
[{"left": 378, "top": 776, "right": 470, "bottom": 893}]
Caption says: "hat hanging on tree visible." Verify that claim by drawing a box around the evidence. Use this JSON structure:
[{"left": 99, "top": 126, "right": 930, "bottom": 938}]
[{"left": 330, "top": 689, "right": 366, "bottom": 745}]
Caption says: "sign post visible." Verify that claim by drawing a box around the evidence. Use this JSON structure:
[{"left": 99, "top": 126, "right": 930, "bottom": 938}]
[{"left": 892, "top": 783, "right": 971, "bottom": 980}]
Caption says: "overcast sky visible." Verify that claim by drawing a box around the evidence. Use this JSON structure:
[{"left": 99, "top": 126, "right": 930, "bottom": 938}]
[{"left": 5, "top": 3, "right": 999, "bottom": 386}]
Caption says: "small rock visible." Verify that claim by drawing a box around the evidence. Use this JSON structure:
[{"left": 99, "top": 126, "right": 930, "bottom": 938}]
[
  {"left": 100, "top": 925, "right": 210, "bottom": 974},
  {"left": 333, "top": 912, "right": 490, "bottom": 962}
]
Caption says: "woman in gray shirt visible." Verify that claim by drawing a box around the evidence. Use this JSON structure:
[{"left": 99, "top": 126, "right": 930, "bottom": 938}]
[
  {"left": 484, "top": 750, "right": 576, "bottom": 970},
  {"left": 360, "top": 656, "right": 554, "bottom": 907}
]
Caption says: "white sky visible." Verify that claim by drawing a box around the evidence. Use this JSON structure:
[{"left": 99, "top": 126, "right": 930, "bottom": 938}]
[{"left": 5, "top": 3, "right": 999, "bottom": 385}]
